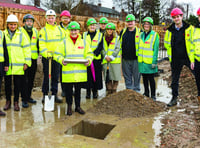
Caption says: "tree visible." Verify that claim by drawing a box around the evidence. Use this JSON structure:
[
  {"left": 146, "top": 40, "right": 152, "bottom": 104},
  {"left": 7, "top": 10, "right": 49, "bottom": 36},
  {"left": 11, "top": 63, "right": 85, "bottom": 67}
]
[{"left": 187, "top": 15, "right": 198, "bottom": 26}]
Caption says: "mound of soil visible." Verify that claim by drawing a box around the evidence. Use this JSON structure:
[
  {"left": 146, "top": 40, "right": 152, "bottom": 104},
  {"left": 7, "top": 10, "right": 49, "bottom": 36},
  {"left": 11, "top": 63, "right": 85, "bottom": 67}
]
[{"left": 89, "top": 89, "right": 166, "bottom": 118}]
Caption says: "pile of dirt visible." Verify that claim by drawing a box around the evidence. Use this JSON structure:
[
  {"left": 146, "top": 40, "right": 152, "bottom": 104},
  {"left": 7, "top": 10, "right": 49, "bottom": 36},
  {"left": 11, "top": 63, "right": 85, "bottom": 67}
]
[{"left": 89, "top": 89, "right": 166, "bottom": 118}]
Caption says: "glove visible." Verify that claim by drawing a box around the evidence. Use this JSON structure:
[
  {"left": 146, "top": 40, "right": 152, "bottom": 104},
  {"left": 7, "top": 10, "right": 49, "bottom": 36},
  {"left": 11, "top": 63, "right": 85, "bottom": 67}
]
[{"left": 152, "top": 64, "right": 157, "bottom": 69}]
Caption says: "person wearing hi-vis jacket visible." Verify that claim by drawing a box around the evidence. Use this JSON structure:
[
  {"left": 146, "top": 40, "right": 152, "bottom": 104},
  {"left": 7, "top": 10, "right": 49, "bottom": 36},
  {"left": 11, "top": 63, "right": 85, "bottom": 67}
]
[{"left": 54, "top": 21, "right": 93, "bottom": 116}]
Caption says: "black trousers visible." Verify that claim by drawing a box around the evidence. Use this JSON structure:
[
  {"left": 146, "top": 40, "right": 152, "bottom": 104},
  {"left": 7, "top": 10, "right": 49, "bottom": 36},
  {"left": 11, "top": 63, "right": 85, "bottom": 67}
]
[
  {"left": 171, "top": 59, "right": 194, "bottom": 97},
  {"left": 23, "top": 59, "right": 37, "bottom": 99},
  {"left": 142, "top": 73, "right": 155, "bottom": 97},
  {"left": 63, "top": 82, "right": 82, "bottom": 108},
  {"left": 194, "top": 59, "right": 200, "bottom": 96},
  {"left": 5, "top": 75, "right": 26, "bottom": 102},
  {"left": 42, "top": 57, "right": 60, "bottom": 95}
]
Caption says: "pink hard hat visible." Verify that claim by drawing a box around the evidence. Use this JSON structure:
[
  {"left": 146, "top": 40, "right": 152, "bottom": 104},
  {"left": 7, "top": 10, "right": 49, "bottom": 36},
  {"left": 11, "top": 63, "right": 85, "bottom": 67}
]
[
  {"left": 197, "top": 8, "right": 200, "bottom": 15},
  {"left": 60, "top": 10, "right": 71, "bottom": 18},
  {"left": 171, "top": 8, "right": 183, "bottom": 17}
]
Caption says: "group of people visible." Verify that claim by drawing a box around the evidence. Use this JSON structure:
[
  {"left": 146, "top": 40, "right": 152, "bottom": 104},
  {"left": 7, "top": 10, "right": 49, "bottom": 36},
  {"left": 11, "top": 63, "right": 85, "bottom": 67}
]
[{"left": 0, "top": 6, "right": 200, "bottom": 117}]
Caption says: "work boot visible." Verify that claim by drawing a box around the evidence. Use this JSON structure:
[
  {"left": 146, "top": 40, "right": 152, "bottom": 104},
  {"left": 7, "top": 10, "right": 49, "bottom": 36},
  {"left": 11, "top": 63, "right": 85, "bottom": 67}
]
[
  {"left": 197, "top": 96, "right": 200, "bottom": 105},
  {"left": 3, "top": 100, "right": 11, "bottom": 110},
  {"left": 0, "top": 110, "right": 6, "bottom": 116},
  {"left": 86, "top": 89, "right": 91, "bottom": 99},
  {"left": 28, "top": 98, "right": 37, "bottom": 104},
  {"left": 66, "top": 105, "right": 72, "bottom": 116},
  {"left": 167, "top": 96, "right": 177, "bottom": 107},
  {"left": 14, "top": 102, "right": 20, "bottom": 111},
  {"left": 75, "top": 107, "right": 85, "bottom": 115},
  {"left": 55, "top": 96, "right": 63, "bottom": 103},
  {"left": 22, "top": 101, "right": 29, "bottom": 108}
]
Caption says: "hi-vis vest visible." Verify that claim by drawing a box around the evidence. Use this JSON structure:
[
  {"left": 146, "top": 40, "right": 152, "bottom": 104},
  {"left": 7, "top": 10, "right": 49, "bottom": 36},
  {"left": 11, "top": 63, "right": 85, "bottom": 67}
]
[
  {"left": 83, "top": 30, "right": 102, "bottom": 60},
  {"left": 4, "top": 29, "right": 31, "bottom": 75},
  {"left": 0, "top": 30, "right": 4, "bottom": 62},
  {"left": 20, "top": 27, "right": 38, "bottom": 60},
  {"left": 138, "top": 31, "right": 157, "bottom": 64},
  {"left": 164, "top": 25, "right": 194, "bottom": 62},
  {"left": 53, "top": 36, "right": 93, "bottom": 83},
  {"left": 120, "top": 27, "right": 140, "bottom": 55},
  {"left": 193, "top": 27, "right": 200, "bottom": 61},
  {"left": 39, "top": 23, "right": 65, "bottom": 58},
  {"left": 102, "top": 36, "right": 121, "bottom": 64}
]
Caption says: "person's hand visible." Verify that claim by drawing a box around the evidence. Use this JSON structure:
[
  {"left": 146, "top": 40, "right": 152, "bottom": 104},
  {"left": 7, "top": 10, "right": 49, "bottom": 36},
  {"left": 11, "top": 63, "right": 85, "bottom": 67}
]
[
  {"left": 152, "top": 64, "right": 157, "bottom": 69},
  {"left": 105, "top": 56, "right": 111, "bottom": 62},
  {"left": 190, "top": 62, "right": 195, "bottom": 70},
  {"left": 23, "top": 64, "right": 28, "bottom": 71},
  {"left": 4, "top": 66, "right": 8, "bottom": 72},
  {"left": 84, "top": 60, "right": 89, "bottom": 66},
  {"left": 62, "top": 60, "right": 67, "bottom": 66}
]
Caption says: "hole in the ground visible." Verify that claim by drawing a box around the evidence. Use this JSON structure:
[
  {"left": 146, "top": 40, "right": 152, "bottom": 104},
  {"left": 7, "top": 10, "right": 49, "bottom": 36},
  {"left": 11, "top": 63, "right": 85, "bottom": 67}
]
[{"left": 65, "top": 119, "right": 115, "bottom": 140}]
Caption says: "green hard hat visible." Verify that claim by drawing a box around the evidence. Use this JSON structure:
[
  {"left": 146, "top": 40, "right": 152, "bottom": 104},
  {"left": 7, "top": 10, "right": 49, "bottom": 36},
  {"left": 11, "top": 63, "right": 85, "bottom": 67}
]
[
  {"left": 68, "top": 21, "right": 80, "bottom": 30},
  {"left": 106, "top": 23, "right": 116, "bottom": 30},
  {"left": 126, "top": 14, "right": 136, "bottom": 21},
  {"left": 143, "top": 17, "right": 153, "bottom": 25},
  {"left": 87, "top": 18, "right": 97, "bottom": 26},
  {"left": 99, "top": 17, "right": 108, "bottom": 24}
]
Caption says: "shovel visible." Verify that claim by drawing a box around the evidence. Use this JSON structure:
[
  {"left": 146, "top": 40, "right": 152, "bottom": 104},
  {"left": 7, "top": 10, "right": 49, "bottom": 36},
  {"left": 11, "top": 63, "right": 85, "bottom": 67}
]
[{"left": 44, "top": 52, "right": 55, "bottom": 112}]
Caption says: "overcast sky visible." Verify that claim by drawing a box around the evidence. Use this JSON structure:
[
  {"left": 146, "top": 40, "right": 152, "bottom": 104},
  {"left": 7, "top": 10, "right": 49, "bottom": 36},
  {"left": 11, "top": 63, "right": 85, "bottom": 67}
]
[{"left": 20, "top": 0, "right": 199, "bottom": 15}]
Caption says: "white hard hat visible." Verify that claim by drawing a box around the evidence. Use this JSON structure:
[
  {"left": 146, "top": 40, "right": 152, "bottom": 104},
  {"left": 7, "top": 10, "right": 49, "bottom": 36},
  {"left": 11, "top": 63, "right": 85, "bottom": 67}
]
[
  {"left": 6, "top": 14, "right": 18, "bottom": 23},
  {"left": 46, "top": 9, "right": 56, "bottom": 16}
]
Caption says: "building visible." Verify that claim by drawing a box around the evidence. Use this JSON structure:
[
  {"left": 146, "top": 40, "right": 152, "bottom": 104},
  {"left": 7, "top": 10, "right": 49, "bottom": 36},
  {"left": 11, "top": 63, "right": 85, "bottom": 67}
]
[{"left": 71, "top": 1, "right": 120, "bottom": 20}]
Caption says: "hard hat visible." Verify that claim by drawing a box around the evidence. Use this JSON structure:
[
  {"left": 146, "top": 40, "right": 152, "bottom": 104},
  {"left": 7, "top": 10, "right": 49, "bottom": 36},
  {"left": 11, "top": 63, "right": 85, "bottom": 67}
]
[
  {"left": 68, "top": 21, "right": 80, "bottom": 30},
  {"left": 106, "top": 23, "right": 116, "bottom": 30},
  {"left": 60, "top": 10, "right": 71, "bottom": 18},
  {"left": 46, "top": 9, "right": 56, "bottom": 16},
  {"left": 126, "top": 14, "right": 136, "bottom": 22},
  {"left": 171, "top": 8, "right": 183, "bottom": 17},
  {"left": 87, "top": 18, "right": 97, "bottom": 26},
  {"left": 197, "top": 8, "right": 200, "bottom": 16},
  {"left": 99, "top": 17, "right": 108, "bottom": 24},
  {"left": 143, "top": 17, "right": 153, "bottom": 25},
  {"left": 23, "top": 14, "right": 34, "bottom": 22},
  {"left": 6, "top": 14, "right": 18, "bottom": 23}
]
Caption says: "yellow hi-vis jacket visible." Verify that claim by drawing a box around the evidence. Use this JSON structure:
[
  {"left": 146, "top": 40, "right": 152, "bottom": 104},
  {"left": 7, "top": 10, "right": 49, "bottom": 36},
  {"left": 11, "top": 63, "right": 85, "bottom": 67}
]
[
  {"left": 0, "top": 30, "right": 4, "bottom": 62},
  {"left": 4, "top": 29, "right": 31, "bottom": 75},
  {"left": 53, "top": 35, "right": 93, "bottom": 83},
  {"left": 164, "top": 24, "right": 194, "bottom": 62},
  {"left": 102, "top": 36, "right": 121, "bottom": 64},
  {"left": 39, "top": 23, "right": 65, "bottom": 58},
  {"left": 120, "top": 27, "right": 140, "bottom": 56},
  {"left": 138, "top": 31, "right": 158, "bottom": 64},
  {"left": 20, "top": 27, "right": 39, "bottom": 60},
  {"left": 83, "top": 30, "right": 102, "bottom": 60},
  {"left": 192, "top": 27, "right": 200, "bottom": 61}
]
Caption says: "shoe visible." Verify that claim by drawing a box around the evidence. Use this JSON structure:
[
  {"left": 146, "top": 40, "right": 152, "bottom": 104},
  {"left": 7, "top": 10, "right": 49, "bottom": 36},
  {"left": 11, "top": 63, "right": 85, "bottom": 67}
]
[
  {"left": 61, "top": 91, "right": 65, "bottom": 97},
  {"left": 143, "top": 93, "right": 149, "bottom": 97},
  {"left": 75, "top": 107, "right": 85, "bottom": 115},
  {"left": 167, "top": 96, "right": 177, "bottom": 107},
  {"left": 86, "top": 94, "right": 90, "bottom": 99},
  {"left": 28, "top": 98, "right": 37, "bottom": 104},
  {"left": 93, "top": 91, "right": 98, "bottom": 99},
  {"left": 0, "top": 110, "right": 6, "bottom": 116},
  {"left": 67, "top": 105, "right": 72, "bottom": 116},
  {"left": 22, "top": 101, "right": 29, "bottom": 108},
  {"left": 151, "top": 96, "right": 156, "bottom": 101},
  {"left": 3, "top": 100, "right": 11, "bottom": 110},
  {"left": 55, "top": 96, "right": 63, "bottom": 103},
  {"left": 86, "top": 89, "right": 91, "bottom": 99},
  {"left": 14, "top": 102, "right": 20, "bottom": 111}
]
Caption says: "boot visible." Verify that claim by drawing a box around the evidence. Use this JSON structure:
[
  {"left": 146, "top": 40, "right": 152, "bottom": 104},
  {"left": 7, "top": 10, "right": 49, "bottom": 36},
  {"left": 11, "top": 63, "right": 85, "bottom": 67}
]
[
  {"left": 0, "top": 110, "right": 6, "bottom": 116},
  {"left": 197, "top": 96, "right": 200, "bottom": 105},
  {"left": 22, "top": 101, "right": 29, "bottom": 108},
  {"left": 3, "top": 100, "right": 11, "bottom": 110},
  {"left": 28, "top": 98, "right": 37, "bottom": 104},
  {"left": 112, "top": 81, "right": 118, "bottom": 94},
  {"left": 93, "top": 90, "right": 98, "bottom": 99},
  {"left": 86, "top": 89, "right": 91, "bottom": 99},
  {"left": 14, "top": 102, "right": 20, "bottom": 111},
  {"left": 167, "top": 96, "right": 177, "bottom": 107},
  {"left": 67, "top": 105, "right": 72, "bottom": 116},
  {"left": 75, "top": 107, "right": 85, "bottom": 115}
]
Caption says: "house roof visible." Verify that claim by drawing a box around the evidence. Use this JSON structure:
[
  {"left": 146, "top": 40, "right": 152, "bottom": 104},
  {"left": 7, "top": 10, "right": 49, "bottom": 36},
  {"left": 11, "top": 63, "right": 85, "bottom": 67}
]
[
  {"left": 87, "top": 3, "right": 120, "bottom": 15},
  {"left": 0, "top": 2, "right": 45, "bottom": 11}
]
